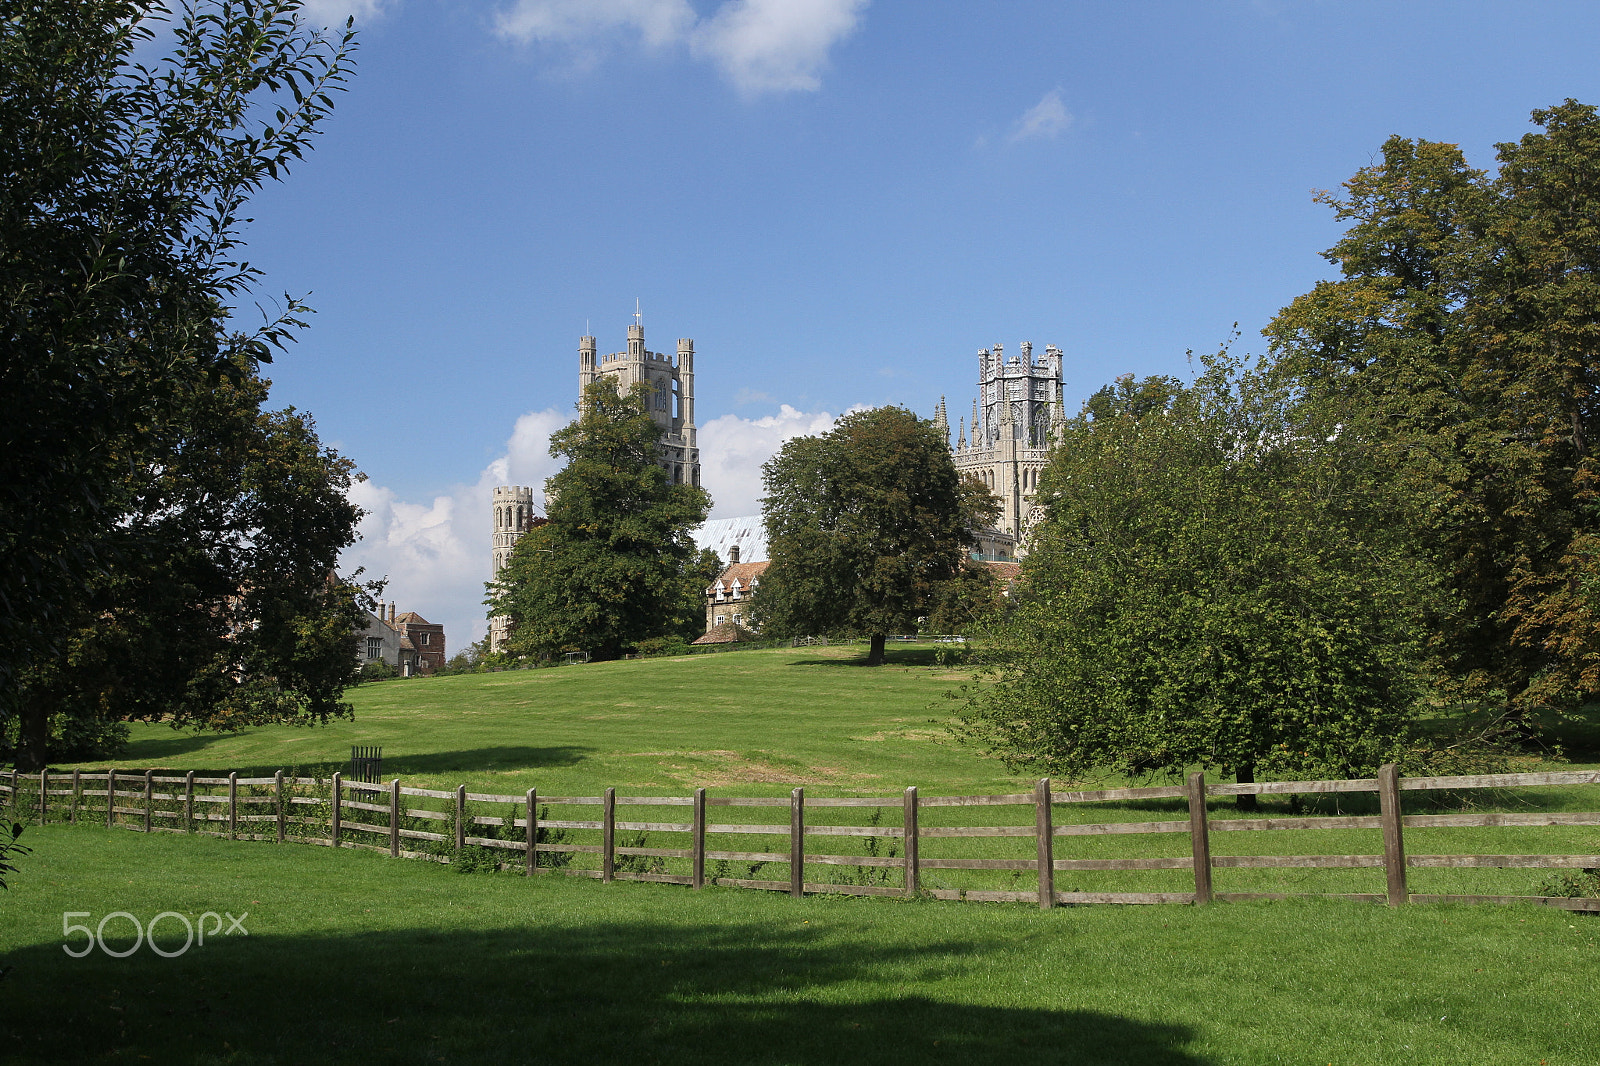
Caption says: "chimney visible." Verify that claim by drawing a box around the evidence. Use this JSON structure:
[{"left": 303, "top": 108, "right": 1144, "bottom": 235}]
[{"left": 730, "top": 544, "right": 740, "bottom": 565}]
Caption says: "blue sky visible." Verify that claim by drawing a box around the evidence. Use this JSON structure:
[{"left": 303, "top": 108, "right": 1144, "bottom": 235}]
[{"left": 242, "top": 0, "right": 1600, "bottom": 647}]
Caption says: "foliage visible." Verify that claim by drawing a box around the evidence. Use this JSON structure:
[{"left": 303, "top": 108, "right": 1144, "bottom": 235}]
[
  {"left": 924, "top": 561, "right": 1003, "bottom": 635},
  {"left": 754, "top": 407, "right": 975, "bottom": 665},
  {"left": 488, "top": 377, "right": 712, "bottom": 662},
  {"left": 359, "top": 659, "right": 400, "bottom": 682},
  {"left": 0, "top": 823, "right": 26, "bottom": 890},
  {"left": 958, "top": 355, "right": 1437, "bottom": 788},
  {"left": 1265, "top": 100, "right": 1600, "bottom": 721},
  {"left": 0, "top": 0, "right": 360, "bottom": 770}
]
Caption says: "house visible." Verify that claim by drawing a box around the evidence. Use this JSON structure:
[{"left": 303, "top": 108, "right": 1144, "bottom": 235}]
[
  {"left": 358, "top": 602, "right": 446, "bottom": 676},
  {"left": 694, "top": 547, "right": 769, "bottom": 644}
]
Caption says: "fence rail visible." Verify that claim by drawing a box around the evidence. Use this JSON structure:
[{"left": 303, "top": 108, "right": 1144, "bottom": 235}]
[{"left": 4, "top": 765, "right": 1599, "bottom": 911}]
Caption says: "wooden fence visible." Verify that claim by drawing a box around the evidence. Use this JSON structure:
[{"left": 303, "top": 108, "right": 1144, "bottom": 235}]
[{"left": 5, "top": 765, "right": 1599, "bottom": 911}]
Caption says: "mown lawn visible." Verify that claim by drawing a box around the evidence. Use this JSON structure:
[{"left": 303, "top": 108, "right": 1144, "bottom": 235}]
[
  {"left": 46, "top": 642, "right": 1600, "bottom": 901},
  {"left": 73, "top": 644, "right": 1008, "bottom": 798},
  {"left": 1, "top": 825, "right": 1596, "bottom": 1066}
]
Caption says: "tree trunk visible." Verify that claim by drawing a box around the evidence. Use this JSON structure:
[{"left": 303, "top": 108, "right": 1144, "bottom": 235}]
[
  {"left": 867, "top": 633, "right": 887, "bottom": 666},
  {"left": 16, "top": 689, "right": 50, "bottom": 773},
  {"left": 1234, "top": 762, "right": 1258, "bottom": 812}
]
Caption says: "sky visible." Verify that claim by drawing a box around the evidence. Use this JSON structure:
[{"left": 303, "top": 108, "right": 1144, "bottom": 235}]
[{"left": 232, "top": 0, "right": 1600, "bottom": 649}]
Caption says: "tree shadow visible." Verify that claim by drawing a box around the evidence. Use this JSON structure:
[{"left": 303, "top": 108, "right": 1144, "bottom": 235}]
[
  {"left": 1, "top": 913, "right": 1209, "bottom": 1065},
  {"left": 384, "top": 746, "right": 594, "bottom": 776},
  {"left": 117, "top": 729, "right": 243, "bottom": 763},
  {"left": 790, "top": 647, "right": 942, "bottom": 668}
]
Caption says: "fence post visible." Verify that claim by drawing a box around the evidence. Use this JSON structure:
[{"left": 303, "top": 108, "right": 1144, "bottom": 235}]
[
  {"left": 107, "top": 769, "right": 116, "bottom": 829},
  {"left": 1378, "top": 763, "right": 1408, "bottom": 906},
  {"left": 391, "top": 779, "right": 402, "bottom": 858},
  {"left": 228, "top": 772, "right": 238, "bottom": 839},
  {"left": 143, "top": 770, "right": 153, "bottom": 833},
  {"left": 602, "top": 787, "right": 616, "bottom": 883},
  {"left": 903, "top": 786, "right": 920, "bottom": 898},
  {"left": 69, "top": 769, "right": 81, "bottom": 824},
  {"left": 790, "top": 786, "right": 805, "bottom": 899},
  {"left": 330, "top": 772, "right": 342, "bottom": 847},
  {"left": 454, "top": 784, "right": 466, "bottom": 855},
  {"left": 184, "top": 771, "right": 196, "bottom": 833},
  {"left": 692, "top": 788, "right": 707, "bottom": 889},
  {"left": 1186, "top": 772, "right": 1213, "bottom": 904},
  {"left": 40, "top": 769, "right": 49, "bottom": 824},
  {"left": 1035, "top": 777, "right": 1054, "bottom": 910},
  {"left": 525, "top": 788, "right": 538, "bottom": 876},
  {"left": 275, "top": 771, "right": 285, "bottom": 843}
]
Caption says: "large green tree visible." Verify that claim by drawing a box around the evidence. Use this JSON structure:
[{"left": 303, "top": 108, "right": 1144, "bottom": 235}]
[
  {"left": 0, "top": 1, "right": 362, "bottom": 769},
  {"left": 1266, "top": 100, "right": 1600, "bottom": 719},
  {"left": 489, "top": 377, "right": 713, "bottom": 662},
  {"left": 958, "top": 358, "right": 1435, "bottom": 797},
  {"left": 753, "top": 407, "right": 977, "bottom": 665}
]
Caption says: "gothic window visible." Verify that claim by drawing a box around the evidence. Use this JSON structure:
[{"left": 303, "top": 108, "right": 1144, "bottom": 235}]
[{"left": 654, "top": 379, "right": 669, "bottom": 411}]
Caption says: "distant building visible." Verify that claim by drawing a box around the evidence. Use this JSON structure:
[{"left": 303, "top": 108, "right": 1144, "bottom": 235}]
[
  {"left": 936, "top": 340, "right": 1066, "bottom": 558},
  {"left": 490, "top": 321, "right": 700, "bottom": 652},
  {"left": 358, "top": 601, "right": 445, "bottom": 676}
]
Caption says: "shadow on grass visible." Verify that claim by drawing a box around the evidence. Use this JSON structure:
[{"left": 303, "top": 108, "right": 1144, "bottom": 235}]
[
  {"left": 118, "top": 728, "right": 246, "bottom": 763},
  {"left": 790, "top": 647, "right": 943, "bottom": 668},
  {"left": 385, "top": 745, "right": 594, "bottom": 776},
  {"left": 1, "top": 916, "right": 1208, "bottom": 1066}
]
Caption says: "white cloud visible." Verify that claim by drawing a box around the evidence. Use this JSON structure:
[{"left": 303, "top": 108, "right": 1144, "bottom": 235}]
[
  {"left": 690, "top": 0, "right": 867, "bottom": 94},
  {"left": 495, "top": 0, "right": 695, "bottom": 48},
  {"left": 1009, "top": 88, "right": 1072, "bottom": 143},
  {"left": 298, "top": 0, "right": 390, "bottom": 27},
  {"left": 495, "top": 0, "right": 866, "bottom": 94},
  {"left": 340, "top": 409, "right": 566, "bottom": 651},
  {"left": 698, "top": 403, "right": 856, "bottom": 517}
]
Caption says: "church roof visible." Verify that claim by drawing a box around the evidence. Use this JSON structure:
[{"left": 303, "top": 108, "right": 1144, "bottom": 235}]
[{"left": 693, "top": 515, "right": 768, "bottom": 564}]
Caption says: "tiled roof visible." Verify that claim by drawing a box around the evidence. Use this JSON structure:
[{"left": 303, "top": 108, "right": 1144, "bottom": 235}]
[
  {"left": 394, "top": 611, "right": 429, "bottom": 624},
  {"left": 706, "top": 560, "right": 770, "bottom": 595},
  {"left": 691, "top": 622, "right": 758, "bottom": 645},
  {"left": 983, "top": 561, "right": 1023, "bottom": 582}
]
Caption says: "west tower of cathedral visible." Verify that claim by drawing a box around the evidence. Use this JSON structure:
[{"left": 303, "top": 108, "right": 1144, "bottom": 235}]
[
  {"left": 489, "top": 324, "right": 700, "bottom": 651},
  {"left": 937, "top": 341, "right": 1065, "bottom": 558},
  {"left": 580, "top": 324, "right": 699, "bottom": 487}
]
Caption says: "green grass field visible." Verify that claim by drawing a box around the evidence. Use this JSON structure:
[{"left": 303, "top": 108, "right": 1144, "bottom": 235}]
[
  {"left": 10, "top": 643, "right": 1599, "bottom": 1063},
  {"left": 1, "top": 824, "right": 1596, "bottom": 1066}
]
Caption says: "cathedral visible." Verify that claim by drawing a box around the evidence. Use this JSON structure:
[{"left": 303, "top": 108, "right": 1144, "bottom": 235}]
[
  {"left": 490, "top": 324, "right": 699, "bottom": 650},
  {"left": 936, "top": 341, "right": 1066, "bottom": 559}
]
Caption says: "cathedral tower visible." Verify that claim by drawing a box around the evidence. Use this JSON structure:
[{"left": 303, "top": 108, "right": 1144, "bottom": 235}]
[
  {"left": 488, "top": 484, "right": 535, "bottom": 652},
  {"left": 948, "top": 340, "right": 1065, "bottom": 558},
  {"left": 581, "top": 325, "right": 700, "bottom": 487}
]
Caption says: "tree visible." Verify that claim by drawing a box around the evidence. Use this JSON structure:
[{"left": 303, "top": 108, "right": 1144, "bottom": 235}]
[
  {"left": 0, "top": 1, "right": 361, "bottom": 769},
  {"left": 1265, "top": 101, "right": 1600, "bottom": 720},
  {"left": 753, "top": 407, "right": 975, "bottom": 665},
  {"left": 957, "top": 358, "right": 1435, "bottom": 799},
  {"left": 489, "top": 377, "right": 712, "bottom": 662}
]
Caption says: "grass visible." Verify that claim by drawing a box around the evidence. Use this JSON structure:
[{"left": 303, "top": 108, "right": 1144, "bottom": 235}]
[
  {"left": 1, "top": 824, "right": 1597, "bottom": 1065},
  {"left": 44, "top": 642, "right": 1600, "bottom": 901},
  {"left": 75, "top": 644, "right": 1009, "bottom": 798}
]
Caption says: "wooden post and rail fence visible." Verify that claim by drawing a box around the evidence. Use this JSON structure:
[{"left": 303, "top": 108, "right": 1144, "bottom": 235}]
[{"left": 5, "top": 765, "right": 1599, "bottom": 911}]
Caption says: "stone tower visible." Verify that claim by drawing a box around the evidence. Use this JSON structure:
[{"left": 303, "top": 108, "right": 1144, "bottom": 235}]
[
  {"left": 488, "top": 485, "right": 535, "bottom": 652},
  {"left": 947, "top": 341, "right": 1065, "bottom": 557},
  {"left": 579, "top": 325, "right": 699, "bottom": 487}
]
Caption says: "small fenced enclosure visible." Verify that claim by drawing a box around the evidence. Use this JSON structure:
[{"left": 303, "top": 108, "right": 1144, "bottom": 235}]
[
  {"left": 5, "top": 765, "right": 1599, "bottom": 911},
  {"left": 349, "top": 746, "right": 383, "bottom": 785}
]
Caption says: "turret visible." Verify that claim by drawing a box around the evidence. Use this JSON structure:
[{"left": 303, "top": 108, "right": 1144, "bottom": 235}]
[
  {"left": 628, "top": 323, "right": 645, "bottom": 360},
  {"left": 678, "top": 338, "right": 696, "bottom": 445},
  {"left": 579, "top": 334, "right": 597, "bottom": 391},
  {"left": 934, "top": 396, "right": 948, "bottom": 445}
]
